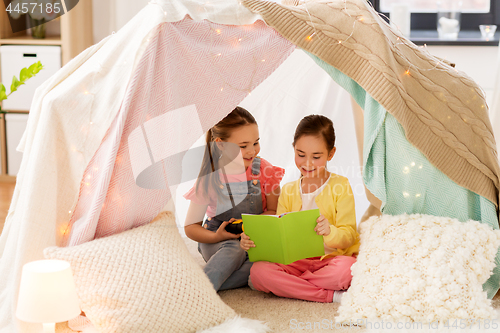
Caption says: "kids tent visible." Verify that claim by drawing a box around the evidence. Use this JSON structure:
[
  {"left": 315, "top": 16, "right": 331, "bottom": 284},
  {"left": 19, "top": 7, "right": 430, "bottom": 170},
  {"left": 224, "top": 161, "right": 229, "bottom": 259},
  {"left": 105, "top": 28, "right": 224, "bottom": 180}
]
[{"left": 1, "top": 0, "right": 499, "bottom": 332}]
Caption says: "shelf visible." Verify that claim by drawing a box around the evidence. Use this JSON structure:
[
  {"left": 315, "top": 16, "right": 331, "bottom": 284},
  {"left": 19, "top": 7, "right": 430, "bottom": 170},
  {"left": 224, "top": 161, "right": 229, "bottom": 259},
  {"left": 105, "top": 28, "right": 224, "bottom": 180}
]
[
  {"left": 0, "top": 35, "right": 62, "bottom": 46},
  {"left": 0, "top": 175, "right": 16, "bottom": 183},
  {"left": 410, "top": 30, "right": 500, "bottom": 46},
  {"left": 1, "top": 110, "right": 30, "bottom": 114},
  {"left": 0, "top": 0, "right": 92, "bottom": 181}
]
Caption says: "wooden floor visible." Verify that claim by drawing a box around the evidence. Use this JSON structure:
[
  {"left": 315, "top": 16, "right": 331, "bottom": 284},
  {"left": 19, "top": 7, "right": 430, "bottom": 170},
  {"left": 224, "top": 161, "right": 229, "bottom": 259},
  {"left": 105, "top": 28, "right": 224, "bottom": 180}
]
[{"left": 0, "top": 182, "right": 15, "bottom": 234}]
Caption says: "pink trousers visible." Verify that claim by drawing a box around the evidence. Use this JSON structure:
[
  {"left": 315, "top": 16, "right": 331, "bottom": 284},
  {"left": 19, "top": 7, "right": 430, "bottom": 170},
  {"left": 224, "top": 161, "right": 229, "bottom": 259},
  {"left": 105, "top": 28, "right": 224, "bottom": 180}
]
[{"left": 250, "top": 255, "right": 356, "bottom": 303}]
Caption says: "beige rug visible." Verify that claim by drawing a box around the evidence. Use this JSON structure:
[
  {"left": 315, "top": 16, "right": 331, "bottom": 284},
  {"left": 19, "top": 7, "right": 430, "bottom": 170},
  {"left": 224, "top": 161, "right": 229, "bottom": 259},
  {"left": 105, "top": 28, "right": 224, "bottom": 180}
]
[
  {"left": 183, "top": 237, "right": 500, "bottom": 333},
  {"left": 183, "top": 237, "right": 365, "bottom": 332},
  {"left": 55, "top": 236, "right": 500, "bottom": 333}
]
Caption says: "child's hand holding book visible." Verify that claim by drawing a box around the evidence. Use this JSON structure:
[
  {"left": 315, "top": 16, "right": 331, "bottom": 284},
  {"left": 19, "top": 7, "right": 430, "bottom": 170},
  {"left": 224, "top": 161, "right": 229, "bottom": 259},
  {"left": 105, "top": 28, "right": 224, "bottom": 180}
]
[
  {"left": 240, "top": 233, "right": 255, "bottom": 251},
  {"left": 240, "top": 212, "right": 291, "bottom": 252},
  {"left": 314, "top": 215, "right": 331, "bottom": 236}
]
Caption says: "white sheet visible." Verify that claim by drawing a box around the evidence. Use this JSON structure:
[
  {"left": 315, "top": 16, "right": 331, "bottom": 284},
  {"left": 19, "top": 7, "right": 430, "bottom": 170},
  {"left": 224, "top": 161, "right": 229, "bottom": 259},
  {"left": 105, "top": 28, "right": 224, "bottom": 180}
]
[{"left": 0, "top": 4, "right": 174, "bottom": 332}]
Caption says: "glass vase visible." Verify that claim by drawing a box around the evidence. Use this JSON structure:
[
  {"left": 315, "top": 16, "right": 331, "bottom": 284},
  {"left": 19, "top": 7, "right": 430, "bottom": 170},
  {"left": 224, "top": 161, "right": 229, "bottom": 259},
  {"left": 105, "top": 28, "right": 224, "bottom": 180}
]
[{"left": 30, "top": 18, "right": 46, "bottom": 39}]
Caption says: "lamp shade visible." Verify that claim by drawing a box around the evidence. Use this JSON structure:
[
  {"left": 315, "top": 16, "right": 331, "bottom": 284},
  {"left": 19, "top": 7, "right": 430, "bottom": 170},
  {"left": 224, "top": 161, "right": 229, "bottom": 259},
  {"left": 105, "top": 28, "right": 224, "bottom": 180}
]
[{"left": 16, "top": 260, "right": 81, "bottom": 323}]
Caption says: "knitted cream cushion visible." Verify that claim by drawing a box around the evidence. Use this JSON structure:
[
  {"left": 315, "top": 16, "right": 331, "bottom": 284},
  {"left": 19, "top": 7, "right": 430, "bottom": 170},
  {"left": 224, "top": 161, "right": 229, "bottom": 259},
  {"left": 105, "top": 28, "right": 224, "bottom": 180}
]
[
  {"left": 44, "top": 211, "right": 235, "bottom": 332},
  {"left": 337, "top": 214, "right": 500, "bottom": 323}
]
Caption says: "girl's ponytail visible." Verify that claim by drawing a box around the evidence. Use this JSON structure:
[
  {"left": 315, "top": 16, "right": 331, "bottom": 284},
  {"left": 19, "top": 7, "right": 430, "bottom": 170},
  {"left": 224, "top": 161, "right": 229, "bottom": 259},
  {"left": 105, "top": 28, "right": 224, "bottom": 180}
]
[{"left": 196, "top": 106, "right": 257, "bottom": 198}]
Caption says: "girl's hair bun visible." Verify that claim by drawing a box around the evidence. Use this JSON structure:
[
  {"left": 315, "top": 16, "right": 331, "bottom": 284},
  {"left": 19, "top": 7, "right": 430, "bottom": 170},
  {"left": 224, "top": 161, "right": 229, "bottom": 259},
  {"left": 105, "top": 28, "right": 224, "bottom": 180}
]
[{"left": 293, "top": 115, "right": 335, "bottom": 152}]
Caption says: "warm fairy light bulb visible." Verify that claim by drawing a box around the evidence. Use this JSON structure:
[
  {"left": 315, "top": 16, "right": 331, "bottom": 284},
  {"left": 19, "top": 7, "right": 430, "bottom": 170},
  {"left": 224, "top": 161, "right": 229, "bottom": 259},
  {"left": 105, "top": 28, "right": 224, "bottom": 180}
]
[
  {"left": 261, "top": 59, "right": 265, "bottom": 62},
  {"left": 405, "top": 69, "right": 410, "bottom": 75},
  {"left": 220, "top": 87, "right": 224, "bottom": 92},
  {"left": 59, "top": 224, "right": 68, "bottom": 235},
  {"left": 69, "top": 211, "right": 72, "bottom": 214},
  {"left": 216, "top": 29, "right": 221, "bottom": 34},
  {"left": 90, "top": 122, "right": 93, "bottom": 125},
  {"left": 338, "top": 41, "right": 342, "bottom": 44}
]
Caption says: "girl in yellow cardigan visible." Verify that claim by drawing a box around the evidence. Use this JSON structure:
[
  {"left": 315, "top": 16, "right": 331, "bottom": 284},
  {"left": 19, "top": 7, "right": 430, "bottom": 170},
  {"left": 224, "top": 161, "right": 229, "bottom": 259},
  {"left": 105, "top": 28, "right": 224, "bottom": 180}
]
[{"left": 241, "top": 114, "right": 360, "bottom": 303}]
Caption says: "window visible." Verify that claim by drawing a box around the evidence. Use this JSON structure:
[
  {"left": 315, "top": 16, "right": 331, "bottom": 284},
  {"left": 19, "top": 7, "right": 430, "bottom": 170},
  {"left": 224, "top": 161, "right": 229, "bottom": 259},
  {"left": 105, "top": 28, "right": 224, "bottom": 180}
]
[
  {"left": 380, "top": 0, "right": 490, "bottom": 13},
  {"left": 369, "top": 0, "right": 498, "bottom": 30}
]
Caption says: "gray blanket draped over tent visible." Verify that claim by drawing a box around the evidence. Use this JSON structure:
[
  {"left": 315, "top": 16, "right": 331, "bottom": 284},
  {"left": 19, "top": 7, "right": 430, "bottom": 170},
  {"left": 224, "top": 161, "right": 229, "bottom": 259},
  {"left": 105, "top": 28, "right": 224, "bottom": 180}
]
[{"left": 0, "top": 0, "right": 499, "bottom": 332}]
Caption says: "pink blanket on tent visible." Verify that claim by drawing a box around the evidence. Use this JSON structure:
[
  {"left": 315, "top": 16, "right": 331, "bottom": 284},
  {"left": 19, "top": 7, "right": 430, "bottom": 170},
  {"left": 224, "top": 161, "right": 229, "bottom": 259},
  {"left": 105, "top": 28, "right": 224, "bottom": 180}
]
[{"left": 64, "top": 18, "right": 295, "bottom": 246}]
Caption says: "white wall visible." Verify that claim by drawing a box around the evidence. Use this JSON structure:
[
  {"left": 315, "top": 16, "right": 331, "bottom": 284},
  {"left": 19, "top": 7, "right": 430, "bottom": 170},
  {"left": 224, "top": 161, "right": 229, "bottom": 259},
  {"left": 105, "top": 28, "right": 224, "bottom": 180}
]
[
  {"left": 114, "top": 0, "right": 150, "bottom": 30},
  {"left": 92, "top": 0, "right": 149, "bottom": 43}
]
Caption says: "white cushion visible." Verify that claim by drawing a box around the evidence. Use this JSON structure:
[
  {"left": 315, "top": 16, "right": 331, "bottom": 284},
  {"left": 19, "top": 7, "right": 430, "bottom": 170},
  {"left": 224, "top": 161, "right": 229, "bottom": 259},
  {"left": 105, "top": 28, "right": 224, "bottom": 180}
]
[
  {"left": 44, "top": 212, "right": 235, "bottom": 333},
  {"left": 337, "top": 214, "right": 500, "bottom": 323}
]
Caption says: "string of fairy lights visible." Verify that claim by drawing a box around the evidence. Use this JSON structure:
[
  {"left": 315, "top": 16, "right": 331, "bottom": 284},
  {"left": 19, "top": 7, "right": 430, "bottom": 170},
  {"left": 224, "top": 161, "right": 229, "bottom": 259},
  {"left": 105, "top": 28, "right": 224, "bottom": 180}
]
[
  {"left": 64, "top": 0, "right": 490, "bottom": 239},
  {"left": 300, "top": 0, "right": 455, "bottom": 76},
  {"left": 145, "top": 0, "right": 478, "bottom": 97},
  {"left": 207, "top": 24, "right": 261, "bottom": 95},
  {"left": 63, "top": 2, "right": 169, "bottom": 239},
  {"left": 295, "top": 0, "right": 487, "bottom": 119},
  {"left": 297, "top": 0, "right": 488, "bottom": 127}
]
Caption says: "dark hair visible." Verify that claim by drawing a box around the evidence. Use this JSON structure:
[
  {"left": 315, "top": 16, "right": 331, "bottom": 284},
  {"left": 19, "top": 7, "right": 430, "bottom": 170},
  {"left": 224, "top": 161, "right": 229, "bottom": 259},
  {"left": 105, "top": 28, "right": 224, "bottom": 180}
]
[
  {"left": 293, "top": 115, "right": 335, "bottom": 152},
  {"left": 196, "top": 106, "right": 257, "bottom": 197}
]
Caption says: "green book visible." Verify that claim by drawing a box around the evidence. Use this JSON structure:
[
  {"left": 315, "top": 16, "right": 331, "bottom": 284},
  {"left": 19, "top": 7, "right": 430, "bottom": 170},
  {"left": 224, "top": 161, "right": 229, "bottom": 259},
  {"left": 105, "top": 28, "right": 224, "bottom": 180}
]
[{"left": 242, "top": 209, "right": 325, "bottom": 265}]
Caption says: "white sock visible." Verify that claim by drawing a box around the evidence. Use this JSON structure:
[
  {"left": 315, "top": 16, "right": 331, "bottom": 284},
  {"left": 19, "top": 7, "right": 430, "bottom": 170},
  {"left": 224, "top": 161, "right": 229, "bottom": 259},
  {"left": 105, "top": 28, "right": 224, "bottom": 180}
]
[
  {"left": 248, "top": 275, "right": 257, "bottom": 291},
  {"left": 332, "top": 290, "right": 345, "bottom": 303}
]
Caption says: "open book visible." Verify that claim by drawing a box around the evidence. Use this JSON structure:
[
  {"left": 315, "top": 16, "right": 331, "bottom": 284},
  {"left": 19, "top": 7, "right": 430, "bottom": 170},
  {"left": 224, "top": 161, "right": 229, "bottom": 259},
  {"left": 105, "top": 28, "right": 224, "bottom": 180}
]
[{"left": 242, "top": 209, "right": 325, "bottom": 265}]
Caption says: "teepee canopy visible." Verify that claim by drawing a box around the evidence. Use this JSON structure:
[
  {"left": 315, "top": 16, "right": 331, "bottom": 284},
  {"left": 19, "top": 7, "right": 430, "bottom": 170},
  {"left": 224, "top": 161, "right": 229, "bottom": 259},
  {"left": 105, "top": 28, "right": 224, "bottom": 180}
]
[{"left": 1, "top": 0, "right": 499, "bottom": 332}]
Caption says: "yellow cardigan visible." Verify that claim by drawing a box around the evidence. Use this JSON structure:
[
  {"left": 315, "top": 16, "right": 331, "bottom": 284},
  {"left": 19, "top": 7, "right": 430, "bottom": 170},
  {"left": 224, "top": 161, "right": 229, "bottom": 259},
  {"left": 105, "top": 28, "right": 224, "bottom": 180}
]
[{"left": 276, "top": 173, "right": 360, "bottom": 259}]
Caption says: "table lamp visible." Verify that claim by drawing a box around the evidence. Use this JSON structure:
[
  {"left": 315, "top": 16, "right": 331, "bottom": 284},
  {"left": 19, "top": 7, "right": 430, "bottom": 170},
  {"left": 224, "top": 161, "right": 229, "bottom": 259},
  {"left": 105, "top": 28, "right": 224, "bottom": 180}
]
[{"left": 16, "top": 260, "right": 81, "bottom": 333}]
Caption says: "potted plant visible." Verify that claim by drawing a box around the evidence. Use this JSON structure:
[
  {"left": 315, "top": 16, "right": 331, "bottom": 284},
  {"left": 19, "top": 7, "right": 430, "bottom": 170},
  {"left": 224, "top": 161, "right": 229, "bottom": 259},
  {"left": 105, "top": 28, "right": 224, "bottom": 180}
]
[
  {"left": 7, "top": 0, "right": 60, "bottom": 39},
  {"left": 0, "top": 61, "right": 44, "bottom": 112}
]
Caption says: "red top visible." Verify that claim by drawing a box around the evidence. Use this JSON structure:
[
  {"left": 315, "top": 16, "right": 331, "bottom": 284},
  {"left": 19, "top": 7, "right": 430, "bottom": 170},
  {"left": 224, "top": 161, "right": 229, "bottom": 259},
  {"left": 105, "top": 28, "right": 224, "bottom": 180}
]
[{"left": 184, "top": 157, "right": 284, "bottom": 217}]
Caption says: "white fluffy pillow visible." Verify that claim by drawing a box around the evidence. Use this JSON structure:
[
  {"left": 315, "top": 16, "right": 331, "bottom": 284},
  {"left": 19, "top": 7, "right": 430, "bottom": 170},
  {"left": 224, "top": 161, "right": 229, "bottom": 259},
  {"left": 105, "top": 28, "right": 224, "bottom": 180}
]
[
  {"left": 337, "top": 214, "right": 500, "bottom": 323},
  {"left": 44, "top": 212, "right": 235, "bottom": 333}
]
